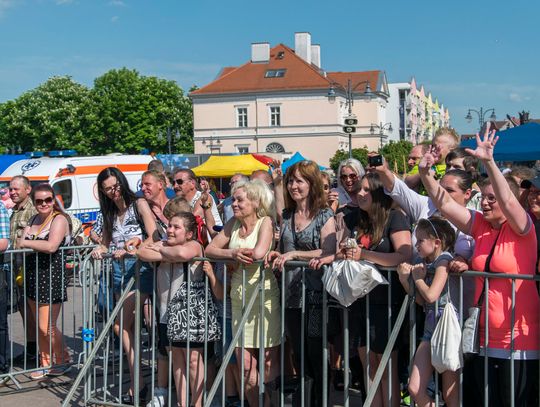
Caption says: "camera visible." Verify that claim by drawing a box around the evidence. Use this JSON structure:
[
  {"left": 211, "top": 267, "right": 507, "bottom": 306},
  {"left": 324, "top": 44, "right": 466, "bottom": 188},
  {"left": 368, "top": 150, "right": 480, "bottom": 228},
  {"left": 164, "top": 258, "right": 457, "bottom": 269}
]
[{"left": 368, "top": 154, "right": 383, "bottom": 167}]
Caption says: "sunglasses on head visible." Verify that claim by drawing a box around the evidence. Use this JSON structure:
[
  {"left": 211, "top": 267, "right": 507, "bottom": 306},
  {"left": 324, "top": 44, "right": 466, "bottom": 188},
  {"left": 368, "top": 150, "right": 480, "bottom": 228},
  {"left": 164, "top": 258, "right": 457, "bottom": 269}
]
[{"left": 35, "top": 197, "right": 54, "bottom": 206}]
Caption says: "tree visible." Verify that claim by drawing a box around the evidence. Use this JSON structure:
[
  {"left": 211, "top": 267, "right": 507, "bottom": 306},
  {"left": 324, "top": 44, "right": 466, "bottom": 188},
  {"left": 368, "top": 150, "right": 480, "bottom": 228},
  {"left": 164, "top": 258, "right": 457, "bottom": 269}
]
[
  {"left": 379, "top": 140, "right": 413, "bottom": 175},
  {"left": 91, "top": 68, "right": 193, "bottom": 154},
  {"left": 329, "top": 148, "right": 369, "bottom": 174},
  {"left": 0, "top": 76, "right": 97, "bottom": 154}
]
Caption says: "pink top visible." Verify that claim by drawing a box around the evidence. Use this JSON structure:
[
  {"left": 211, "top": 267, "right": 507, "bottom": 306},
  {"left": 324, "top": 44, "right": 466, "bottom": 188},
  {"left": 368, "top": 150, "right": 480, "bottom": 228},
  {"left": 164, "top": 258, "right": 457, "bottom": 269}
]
[{"left": 470, "top": 211, "right": 540, "bottom": 356}]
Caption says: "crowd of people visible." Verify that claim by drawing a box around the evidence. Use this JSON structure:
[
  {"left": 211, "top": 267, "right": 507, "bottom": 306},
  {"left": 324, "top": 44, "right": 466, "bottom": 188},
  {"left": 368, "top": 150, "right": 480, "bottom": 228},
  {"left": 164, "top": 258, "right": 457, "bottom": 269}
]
[{"left": 1, "top": 125, "right": 539, "bottom": 407}]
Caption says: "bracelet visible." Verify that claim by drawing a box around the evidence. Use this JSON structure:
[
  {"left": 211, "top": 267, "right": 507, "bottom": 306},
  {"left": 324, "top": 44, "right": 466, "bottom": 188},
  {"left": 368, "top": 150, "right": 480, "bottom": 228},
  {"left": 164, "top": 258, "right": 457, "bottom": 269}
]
[{"left": 201, "top": 202, "right": 212, "bottom": 210}]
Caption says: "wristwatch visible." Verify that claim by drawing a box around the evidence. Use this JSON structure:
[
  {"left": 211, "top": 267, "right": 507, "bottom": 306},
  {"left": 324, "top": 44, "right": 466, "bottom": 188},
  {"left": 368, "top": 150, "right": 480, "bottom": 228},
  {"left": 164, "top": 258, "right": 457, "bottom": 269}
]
[{"left": 201, "top": 201, "right": 212, "bottom": 210}]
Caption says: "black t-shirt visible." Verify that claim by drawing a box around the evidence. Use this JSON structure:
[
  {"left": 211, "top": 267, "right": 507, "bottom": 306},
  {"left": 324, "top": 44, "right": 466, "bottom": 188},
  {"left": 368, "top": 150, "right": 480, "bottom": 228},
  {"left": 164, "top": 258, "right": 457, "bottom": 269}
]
[{"left": 364, "top": 209, "right": 411, "bottom": 305}]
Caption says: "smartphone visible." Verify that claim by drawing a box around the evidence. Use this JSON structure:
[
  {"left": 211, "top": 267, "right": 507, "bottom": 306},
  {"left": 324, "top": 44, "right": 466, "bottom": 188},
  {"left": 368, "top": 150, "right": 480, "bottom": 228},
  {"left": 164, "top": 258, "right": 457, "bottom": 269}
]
[{"left": 368, "top": 154, "right": 383, "bottom": 167}]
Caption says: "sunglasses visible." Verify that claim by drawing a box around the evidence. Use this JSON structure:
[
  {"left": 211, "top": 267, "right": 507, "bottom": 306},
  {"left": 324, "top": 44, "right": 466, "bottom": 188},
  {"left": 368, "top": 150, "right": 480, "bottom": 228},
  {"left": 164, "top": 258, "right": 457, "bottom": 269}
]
[
  {"left": 35, "top": 197, "right": 54, "bottom": 206},
  {"left": 175, "top": 178, "right": 189, "bottom": 186},
  {"left": 340, "top": 173, "right": 358, "bottom": 181},
  {"left": 103, "top": 183, "right": 121, "bottom": 193},
  {"left": 481, "top": 195, "right": 497, "bottom": 204}
]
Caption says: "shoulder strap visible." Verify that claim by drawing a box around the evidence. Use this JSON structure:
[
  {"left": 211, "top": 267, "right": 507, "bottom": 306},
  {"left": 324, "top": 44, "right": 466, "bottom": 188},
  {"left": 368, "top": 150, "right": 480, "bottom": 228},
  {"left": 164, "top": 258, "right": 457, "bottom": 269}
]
[{"left": 475, "top": 230, "right": 501, "bottom": 306}]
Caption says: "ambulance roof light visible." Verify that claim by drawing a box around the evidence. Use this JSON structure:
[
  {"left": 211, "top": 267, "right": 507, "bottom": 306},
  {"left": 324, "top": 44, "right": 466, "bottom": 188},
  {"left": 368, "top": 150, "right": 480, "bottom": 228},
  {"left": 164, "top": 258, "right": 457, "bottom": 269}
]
[
  {"left": 48, "top": 150, "right": 77, "bottom": 157},
  {"left": 25, "top": 151, "right": 44, "bottom": 158}
]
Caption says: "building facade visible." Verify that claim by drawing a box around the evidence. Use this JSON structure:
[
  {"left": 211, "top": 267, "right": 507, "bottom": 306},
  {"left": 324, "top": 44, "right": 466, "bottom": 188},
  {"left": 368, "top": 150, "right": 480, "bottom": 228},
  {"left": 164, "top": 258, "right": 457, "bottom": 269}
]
[
  {"left": 387, "top": 78, "right": 450, "bottom": 144},
  {"left": 190, "top": 33, "right": 391, "bottom": 166}
]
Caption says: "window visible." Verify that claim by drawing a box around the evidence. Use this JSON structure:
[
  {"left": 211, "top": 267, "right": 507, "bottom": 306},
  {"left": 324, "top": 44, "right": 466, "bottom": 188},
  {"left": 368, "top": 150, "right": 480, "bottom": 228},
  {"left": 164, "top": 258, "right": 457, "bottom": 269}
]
[
  {"left": 270, "top": 106, "right": 281, "bottom": 126},
  {"left": 237, "top": 107, "right": 248, "bottom": 128},
  {"left": 266, "top": 142, "right": 285, "bottom": 153},
  {"left": 52, "top": 179, "right": 73, "bottom": 209},
  {"left": 236, "top": 145, "right": 249, "bottom": 154},
  {"left": 264, "top": 69, "right": 286, "bottom": 78}
]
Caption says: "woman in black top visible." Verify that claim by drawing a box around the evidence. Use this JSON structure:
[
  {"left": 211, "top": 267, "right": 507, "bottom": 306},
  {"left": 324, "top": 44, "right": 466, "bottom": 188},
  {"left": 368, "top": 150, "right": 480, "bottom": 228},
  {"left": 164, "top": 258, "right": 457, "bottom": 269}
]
[{"left": 339, "top": 172, "right": 412, "bottom": 407}]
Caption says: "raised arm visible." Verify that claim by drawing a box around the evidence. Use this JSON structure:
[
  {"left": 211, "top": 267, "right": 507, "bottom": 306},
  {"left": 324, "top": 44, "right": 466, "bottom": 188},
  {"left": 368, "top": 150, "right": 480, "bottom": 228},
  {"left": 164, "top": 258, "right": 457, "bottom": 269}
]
[
  {"left": 419, "top": 148, "right": 473, "bottom": 234},
  {"left": 466, "top": 126, "right": 529, "bottom": 234},
  {"left": 270, "top": 160, "right": 285, "bottom": 224}
]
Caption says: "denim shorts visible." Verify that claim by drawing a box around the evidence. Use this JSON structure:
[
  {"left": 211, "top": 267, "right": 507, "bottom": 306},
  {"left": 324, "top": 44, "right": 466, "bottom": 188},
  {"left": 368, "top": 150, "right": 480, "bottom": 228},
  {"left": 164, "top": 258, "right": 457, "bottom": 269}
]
[{"left": 112, "top": 257, "right": 153, "bottom": 295}]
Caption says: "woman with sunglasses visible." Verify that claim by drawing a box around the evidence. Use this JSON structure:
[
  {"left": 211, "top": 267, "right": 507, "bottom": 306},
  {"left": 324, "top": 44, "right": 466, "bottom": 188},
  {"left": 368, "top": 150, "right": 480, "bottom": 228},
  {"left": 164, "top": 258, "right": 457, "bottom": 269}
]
[
  {"left": 91, "top": 167, "right": 157, "bottom": 404},
  {"left": 18, "top": 184, "right": 72, "bottom": 379},
  {"left": 419, "top": 126, "right": 540, "bottom": 407}
]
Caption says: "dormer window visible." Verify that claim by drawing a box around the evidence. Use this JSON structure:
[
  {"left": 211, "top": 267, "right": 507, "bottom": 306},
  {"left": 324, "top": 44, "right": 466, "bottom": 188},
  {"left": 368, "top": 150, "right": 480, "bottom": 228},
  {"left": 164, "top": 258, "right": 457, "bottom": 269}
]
[{"left": 264, "top": 69, "right": 286, "bottom": 78}]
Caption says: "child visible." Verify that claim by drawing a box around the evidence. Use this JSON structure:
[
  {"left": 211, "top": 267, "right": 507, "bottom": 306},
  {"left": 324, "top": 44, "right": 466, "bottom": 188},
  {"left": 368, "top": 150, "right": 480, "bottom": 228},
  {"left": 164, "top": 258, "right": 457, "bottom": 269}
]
[
  {"left": 137, "top": 211, "right": 222, "bottom": 407},
  {"left": 397, "top": 216, "right": 459, "bottom": 407}
]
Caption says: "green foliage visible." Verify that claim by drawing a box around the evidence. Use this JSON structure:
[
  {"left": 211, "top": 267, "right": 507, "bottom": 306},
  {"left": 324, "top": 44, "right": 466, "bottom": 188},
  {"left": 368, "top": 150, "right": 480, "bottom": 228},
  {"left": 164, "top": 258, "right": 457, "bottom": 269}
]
[
  {"left": 380, "top": 140, "right": 413, "bottom": 174},
  {"left": 329, "top": 148, "right": 369, "bottom": 174},
  {"left": 0, "top": 77, "right": 96, "bottom": 154},
  {"left": 0, "top": 69, "right": 194, "bottom": 155}
]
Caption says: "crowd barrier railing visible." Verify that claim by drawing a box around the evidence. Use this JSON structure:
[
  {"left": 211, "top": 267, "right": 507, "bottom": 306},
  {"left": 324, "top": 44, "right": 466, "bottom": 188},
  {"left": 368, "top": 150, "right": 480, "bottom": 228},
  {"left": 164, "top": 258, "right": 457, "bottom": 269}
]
[
  {"left": 1, "top": 250, "right": 538, "bottom": 407},
  {"left": 0, "top": 244, "right": 96, "bottom": 389}
]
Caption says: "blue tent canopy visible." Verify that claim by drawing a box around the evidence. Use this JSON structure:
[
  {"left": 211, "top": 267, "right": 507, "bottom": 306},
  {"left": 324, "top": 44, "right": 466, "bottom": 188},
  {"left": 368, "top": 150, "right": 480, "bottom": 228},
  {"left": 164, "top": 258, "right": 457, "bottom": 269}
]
[
  {"left": 281, "top": 152, "right": 326, "bottom": 174},
  {"left": 461, "top": 123, "right": 540, "bottom": 162}
]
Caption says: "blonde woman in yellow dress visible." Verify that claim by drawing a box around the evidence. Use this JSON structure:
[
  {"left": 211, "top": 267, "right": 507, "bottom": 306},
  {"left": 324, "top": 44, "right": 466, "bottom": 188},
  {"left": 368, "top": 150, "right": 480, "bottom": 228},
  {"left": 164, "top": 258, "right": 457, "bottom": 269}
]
[{"left": 206, "top": 179, "right": 280, "bottom": 407}]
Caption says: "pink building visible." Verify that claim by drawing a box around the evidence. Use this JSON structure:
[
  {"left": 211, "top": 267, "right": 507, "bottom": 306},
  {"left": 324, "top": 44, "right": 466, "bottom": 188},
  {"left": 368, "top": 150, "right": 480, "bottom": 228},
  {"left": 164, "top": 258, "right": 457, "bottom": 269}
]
[{"left": 190, "top": 32, "right": 390, "bottom": 166}]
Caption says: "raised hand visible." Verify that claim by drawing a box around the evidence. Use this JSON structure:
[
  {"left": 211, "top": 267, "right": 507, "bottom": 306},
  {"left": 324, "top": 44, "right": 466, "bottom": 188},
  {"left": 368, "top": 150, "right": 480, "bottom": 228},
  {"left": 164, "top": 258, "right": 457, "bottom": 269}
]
[
  {"left": 418, "top": 146, "right": 437, "bottom": 176},
  {"left": 465, "top": 122, "right": 499, "bottom": 162},
  {"left": 269, "top": 159, "right": 283, "bottom": 184}
]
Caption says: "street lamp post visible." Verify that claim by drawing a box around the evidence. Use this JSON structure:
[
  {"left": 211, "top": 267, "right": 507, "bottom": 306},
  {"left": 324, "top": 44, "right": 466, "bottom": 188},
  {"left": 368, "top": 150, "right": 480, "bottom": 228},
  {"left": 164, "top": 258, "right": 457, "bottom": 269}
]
[
  {"left": 158, "top": 128, "right": 182, "bottom": 156},
  {"left": 465, "top": 107, "right": 496, "bottom": 131},
  {"left": 370, "top": 122, "right": 393, "bottom": 149},
  {"left": 328, "top": 79, "right": 374, "bottom": 158}
]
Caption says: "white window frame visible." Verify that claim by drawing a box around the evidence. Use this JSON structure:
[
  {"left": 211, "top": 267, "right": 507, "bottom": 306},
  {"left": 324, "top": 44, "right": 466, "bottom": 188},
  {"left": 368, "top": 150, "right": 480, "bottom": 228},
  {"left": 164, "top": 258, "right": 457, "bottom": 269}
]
[
  {"left": 235, "top": 144, "right": 250, "bottom": 154},
  {"left": 236, "top": 106, "right": 248, "bottom": 128},
  {"left": 269, "top": 105, "right": 281, "bottom": 127}
]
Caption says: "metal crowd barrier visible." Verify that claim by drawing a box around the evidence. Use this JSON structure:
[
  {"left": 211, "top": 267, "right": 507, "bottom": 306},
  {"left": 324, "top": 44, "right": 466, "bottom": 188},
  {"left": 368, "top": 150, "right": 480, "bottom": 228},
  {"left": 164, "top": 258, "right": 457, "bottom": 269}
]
[
  {"left": 1, "top": 250, "right": 539, "bottom": 407},
  {"left": 0, "top": 244, "right": 96, "bottom": 388}
]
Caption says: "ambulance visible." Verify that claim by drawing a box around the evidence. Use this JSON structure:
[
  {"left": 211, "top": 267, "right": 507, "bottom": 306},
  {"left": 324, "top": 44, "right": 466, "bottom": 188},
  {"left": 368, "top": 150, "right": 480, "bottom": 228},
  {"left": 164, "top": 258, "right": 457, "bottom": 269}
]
[{"left": 0, "top": 150, "right": 154, "bottom": 223}]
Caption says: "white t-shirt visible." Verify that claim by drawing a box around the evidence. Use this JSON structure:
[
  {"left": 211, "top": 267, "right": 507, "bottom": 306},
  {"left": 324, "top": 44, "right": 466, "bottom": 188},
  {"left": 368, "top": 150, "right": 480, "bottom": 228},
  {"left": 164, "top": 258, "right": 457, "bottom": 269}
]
[{"left": 386, "top": 175, "right": 475, "bottom": 259}]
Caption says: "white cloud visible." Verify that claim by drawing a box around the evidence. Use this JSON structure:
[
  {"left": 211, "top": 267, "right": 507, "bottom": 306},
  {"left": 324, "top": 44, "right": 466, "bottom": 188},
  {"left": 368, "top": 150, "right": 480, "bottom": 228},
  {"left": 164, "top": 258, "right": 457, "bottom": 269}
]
[
  {"left": 111, "top": 15, "right": 119, "bottom": 23},
  {"left": 108, "top": 0, "right": 125, "bottom": 6},
  {"left": 509, "top": 92, "right": 522, "bottom": 102}
]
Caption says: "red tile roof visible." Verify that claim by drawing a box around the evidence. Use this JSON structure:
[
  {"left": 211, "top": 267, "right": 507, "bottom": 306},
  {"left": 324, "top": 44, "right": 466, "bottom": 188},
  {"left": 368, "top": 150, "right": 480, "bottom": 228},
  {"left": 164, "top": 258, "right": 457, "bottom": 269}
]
[{"left": 191, "top": 44, "right": 382, "bottom": 96}]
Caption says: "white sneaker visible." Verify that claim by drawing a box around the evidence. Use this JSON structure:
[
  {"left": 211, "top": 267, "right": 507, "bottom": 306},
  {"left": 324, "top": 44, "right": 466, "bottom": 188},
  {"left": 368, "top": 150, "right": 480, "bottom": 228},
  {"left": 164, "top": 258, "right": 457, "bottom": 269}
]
[{"left": 146, "top": 387, "right": 168, "bottom": 407}]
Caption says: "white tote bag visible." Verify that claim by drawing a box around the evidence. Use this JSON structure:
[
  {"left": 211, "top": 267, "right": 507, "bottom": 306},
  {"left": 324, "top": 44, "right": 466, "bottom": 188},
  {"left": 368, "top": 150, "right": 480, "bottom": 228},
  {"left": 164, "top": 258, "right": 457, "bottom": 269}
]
[
  {"left": 323, "top": 260, "right": 387, "bottom": 307},
  {"left": 430, "top": 302, "right": 463, "bottom": 373}
]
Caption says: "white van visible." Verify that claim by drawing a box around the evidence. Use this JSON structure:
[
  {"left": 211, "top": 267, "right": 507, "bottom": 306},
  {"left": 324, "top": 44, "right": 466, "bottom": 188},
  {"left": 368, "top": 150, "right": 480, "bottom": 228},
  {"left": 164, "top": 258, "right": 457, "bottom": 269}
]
[{"left": 0, "top": 152, "right": 153, "bottom": 223}]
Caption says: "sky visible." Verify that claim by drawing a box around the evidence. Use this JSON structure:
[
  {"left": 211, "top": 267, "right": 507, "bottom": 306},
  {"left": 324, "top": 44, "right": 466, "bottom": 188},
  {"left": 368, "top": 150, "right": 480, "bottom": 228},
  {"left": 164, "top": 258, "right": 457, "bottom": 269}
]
[{"left": 1, "top": 0, "right": 539, "bottom": 135}]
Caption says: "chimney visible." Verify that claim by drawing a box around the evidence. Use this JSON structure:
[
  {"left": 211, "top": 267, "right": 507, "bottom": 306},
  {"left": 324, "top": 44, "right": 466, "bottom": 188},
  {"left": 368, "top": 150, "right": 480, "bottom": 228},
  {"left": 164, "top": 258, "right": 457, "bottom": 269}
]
[
  {"left": 311, "top": 44, "right": 321, "bottom": 68},
  {"left": 294, "top": 32, "right": 311, "bottom": 64},
  {"left": 251, "top": 42, "right": 270, "bottom": 63}
]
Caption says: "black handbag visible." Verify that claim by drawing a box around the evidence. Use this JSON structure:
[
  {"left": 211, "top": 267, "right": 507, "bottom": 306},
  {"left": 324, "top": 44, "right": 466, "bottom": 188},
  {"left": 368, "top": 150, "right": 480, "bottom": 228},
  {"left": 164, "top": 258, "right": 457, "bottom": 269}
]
[
  {"left": 462, "top": 232, "right": 500, "bottom": 355},
  {"left": 166, "top": 262, "right": 221, "bottom": 343}
]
